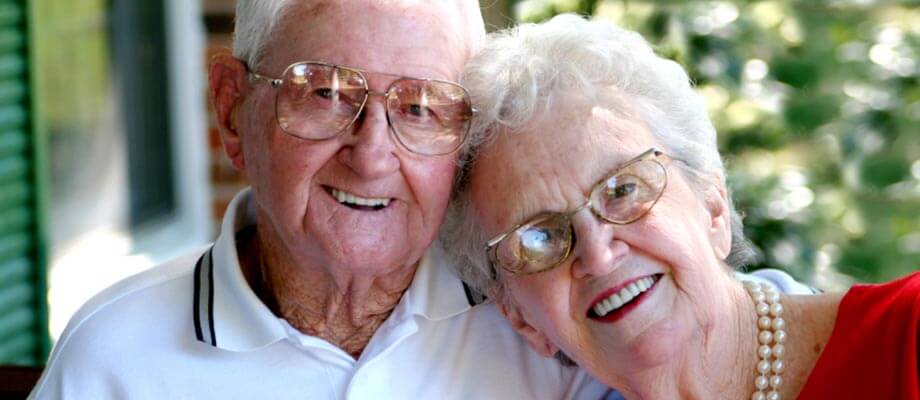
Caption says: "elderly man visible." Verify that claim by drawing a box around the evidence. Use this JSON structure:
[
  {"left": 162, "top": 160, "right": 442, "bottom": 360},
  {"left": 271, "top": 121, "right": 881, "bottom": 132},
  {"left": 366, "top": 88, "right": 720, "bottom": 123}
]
[{"left": 28, "top": 1, "right": 609, "bottom": 399}]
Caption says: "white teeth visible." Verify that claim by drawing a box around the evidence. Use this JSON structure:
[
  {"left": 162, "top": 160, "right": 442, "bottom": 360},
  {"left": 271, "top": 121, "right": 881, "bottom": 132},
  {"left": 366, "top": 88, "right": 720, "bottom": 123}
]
[
  {"left": 610, "top": 294, "right": 624, "bottom": 309},
  {"left": 331, "top": 188, "right": 391, "bottom": 208},
  {"left": 636, "top": 279, "right": 648, "bottom": 291},
  {"left": 592, "top": 276, "right": 659, "bottom": 317},
  {"left": 627, "top": 283, "right": 640, "bottom": 297}
]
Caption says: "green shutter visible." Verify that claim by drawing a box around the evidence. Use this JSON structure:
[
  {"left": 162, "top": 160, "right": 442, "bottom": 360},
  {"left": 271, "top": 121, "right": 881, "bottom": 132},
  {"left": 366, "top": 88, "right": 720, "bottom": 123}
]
[{"left": 0, "top": 0, "right": 49, "bottom": 366}]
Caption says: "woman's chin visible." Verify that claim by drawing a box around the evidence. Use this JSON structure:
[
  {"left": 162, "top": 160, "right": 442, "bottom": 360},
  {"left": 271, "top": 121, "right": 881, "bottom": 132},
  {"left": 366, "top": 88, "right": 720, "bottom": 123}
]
[{"left": 586, "top": 314, "right": 694, "bottom": 385}]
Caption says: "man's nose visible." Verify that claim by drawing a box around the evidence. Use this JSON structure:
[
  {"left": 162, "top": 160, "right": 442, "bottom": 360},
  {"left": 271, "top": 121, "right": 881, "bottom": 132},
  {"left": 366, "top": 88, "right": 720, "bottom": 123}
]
[
  {"left": 569, "top": 211, "right": 628, "bottom": 280},
  {"left": 338, "top": 97, "right": 400, "bottom": 178}
]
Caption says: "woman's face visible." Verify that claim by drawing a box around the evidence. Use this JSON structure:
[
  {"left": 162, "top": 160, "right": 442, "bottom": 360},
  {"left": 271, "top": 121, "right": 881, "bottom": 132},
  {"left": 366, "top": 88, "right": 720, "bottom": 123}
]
[{"left": 469, "top": 99, "right": 735, "bottom": 386}]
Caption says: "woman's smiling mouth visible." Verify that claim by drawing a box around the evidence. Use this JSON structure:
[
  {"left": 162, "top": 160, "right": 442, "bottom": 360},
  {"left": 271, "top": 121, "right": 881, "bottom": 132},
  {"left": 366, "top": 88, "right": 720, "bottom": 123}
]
[{"left": 587, "top": 273, "right": 664, "bottom": 323}]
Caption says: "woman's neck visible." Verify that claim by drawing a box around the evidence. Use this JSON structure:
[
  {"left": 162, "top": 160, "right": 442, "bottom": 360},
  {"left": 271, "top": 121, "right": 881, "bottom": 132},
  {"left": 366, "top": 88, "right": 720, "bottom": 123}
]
[
  {"left": 614, "top": 282, "right": 762, "bottom": 400},
  {"left": 627, "top": 285, "right": 843, "bottom": 399},
  {"left": 237, "top": 225, "right": 418, "bottom": 359},
  {"left": 616, "top": 282, "right": 841, "bottom": 400},
  {"left": 771, "top": 292, "right": 843, "bottom": 398}
]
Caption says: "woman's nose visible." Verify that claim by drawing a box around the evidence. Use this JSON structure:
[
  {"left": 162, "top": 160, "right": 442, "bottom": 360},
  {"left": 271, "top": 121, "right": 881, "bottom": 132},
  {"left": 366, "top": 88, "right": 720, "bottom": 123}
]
[{"left": 569, "top": 210, "right": 628, "bottom": 280}]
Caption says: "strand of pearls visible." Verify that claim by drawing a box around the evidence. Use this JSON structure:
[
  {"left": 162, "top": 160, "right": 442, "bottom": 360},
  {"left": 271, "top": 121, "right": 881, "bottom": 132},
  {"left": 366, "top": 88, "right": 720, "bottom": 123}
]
[{"left": 743, "top": 282, "right": 787, "bottom": 400}]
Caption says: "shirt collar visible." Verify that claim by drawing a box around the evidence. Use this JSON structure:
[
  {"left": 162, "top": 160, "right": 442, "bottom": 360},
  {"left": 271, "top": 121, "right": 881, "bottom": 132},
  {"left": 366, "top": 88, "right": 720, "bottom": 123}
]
[
  {"left": 194, "top": 188, "right": 288, "bottom": 351},
  {"left": 194, "top": 188, "right": 474, "bottom": 351}
]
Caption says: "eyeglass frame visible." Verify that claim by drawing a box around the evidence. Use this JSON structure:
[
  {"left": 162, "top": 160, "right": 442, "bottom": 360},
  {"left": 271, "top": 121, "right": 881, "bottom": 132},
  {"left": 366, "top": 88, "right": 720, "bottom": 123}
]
[
  {"left": 246, "top": 60, "right": 478, "bottom": 156},
  {"left": 484, "top": 147, "right": 671, "bottom": 277}
]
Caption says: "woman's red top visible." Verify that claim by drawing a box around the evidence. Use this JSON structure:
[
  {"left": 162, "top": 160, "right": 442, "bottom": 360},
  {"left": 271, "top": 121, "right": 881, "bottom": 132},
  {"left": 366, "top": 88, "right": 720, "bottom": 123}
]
[{"left": 798, "top": 272, "right": 920, "bottom": 399}]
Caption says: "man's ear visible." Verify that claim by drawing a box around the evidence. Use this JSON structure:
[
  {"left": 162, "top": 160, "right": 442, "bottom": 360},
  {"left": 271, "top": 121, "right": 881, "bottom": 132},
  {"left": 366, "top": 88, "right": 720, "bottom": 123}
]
[
  {"left": 208, "top": 51, "right": 248, "bottom": 170},
  {"left": 703, "top": 179, "right": 732, "bottom": 261},
  {"left": 495, "top": 293, "right": 559, "bottom": 358}
]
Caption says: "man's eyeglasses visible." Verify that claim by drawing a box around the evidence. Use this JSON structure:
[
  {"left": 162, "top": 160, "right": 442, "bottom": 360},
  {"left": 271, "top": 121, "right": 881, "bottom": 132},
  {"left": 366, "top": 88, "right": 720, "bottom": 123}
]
[
  {"left": 248, "top": 61, "right": 476, "bottom": 156},
  {"left": 485, "top": 148, "right": 670, "bottom": 276}
]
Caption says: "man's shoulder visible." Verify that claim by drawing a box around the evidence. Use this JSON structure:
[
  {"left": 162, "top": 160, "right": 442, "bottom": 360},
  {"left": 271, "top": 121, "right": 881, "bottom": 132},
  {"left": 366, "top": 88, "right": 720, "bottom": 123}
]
[
  {"left": 49, "top": 249, "right": 207, "bottom": 357},
  {"left": 63, "top": 249, "right": 205, "bottom": 333},
  {"left": 29, "top": 249, "right": 209, "bottom": 399},
  {"left": 414, "top": 301, "right": 610, "bottom": 399}
]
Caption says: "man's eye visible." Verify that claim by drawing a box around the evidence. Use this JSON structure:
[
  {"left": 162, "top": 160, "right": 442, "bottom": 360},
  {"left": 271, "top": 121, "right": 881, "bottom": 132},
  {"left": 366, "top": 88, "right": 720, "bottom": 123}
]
[
  {"left": 315, "top": 88, "right": 335, "bottom": 100},
  {"left": 407, "top": 104, "right": 430, "bottom": 117}
]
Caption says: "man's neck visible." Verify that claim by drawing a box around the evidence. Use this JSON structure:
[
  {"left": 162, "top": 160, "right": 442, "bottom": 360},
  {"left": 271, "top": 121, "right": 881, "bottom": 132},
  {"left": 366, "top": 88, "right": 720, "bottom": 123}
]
[{"left": 236, "top": 225, "right": 418, "bottom": 359}]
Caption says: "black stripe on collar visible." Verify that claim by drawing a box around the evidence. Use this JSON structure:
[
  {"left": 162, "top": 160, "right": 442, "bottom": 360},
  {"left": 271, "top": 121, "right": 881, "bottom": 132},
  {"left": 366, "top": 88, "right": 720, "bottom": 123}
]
[
  {"left": 462, "top": 282, "right": 487, "bottom": 306},
  {"left": 193, "top": 247, "right": 217, "bottom": 346}
]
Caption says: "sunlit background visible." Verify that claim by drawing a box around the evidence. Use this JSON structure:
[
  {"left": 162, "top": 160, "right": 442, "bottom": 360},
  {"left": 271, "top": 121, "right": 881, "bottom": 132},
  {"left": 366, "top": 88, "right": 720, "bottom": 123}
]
[
  {"left": 0, "top": 0, "right": 916, "bottom": 367},
  {"left": 506, "top": 0, "right": 920, "bottom": 291}
]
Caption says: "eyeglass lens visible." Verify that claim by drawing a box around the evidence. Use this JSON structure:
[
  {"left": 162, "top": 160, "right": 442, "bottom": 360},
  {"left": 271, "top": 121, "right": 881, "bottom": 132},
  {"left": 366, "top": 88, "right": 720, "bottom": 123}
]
[
  {"left": 274, "top": 62, "right": 472, "bottom": 155},
  {"left": 493, "top": 158, "right": 667, "bottom": 275}
]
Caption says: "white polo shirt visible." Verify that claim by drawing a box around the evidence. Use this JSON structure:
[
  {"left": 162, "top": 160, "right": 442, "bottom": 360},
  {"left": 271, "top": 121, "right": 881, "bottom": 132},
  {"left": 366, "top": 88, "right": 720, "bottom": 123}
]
[{"left": 29, "top": 189, "right": 610, "bottom": 399}]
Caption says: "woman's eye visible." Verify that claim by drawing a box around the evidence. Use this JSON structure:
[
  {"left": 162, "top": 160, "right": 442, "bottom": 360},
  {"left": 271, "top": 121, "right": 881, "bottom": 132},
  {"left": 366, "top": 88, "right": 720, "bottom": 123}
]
[{"left": 611, "top": 182, "right": 637, "bottom": 199}]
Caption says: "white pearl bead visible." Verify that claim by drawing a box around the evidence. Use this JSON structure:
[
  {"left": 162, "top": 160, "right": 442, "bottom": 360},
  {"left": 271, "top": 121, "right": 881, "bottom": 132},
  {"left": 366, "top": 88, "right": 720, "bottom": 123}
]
[
  {"left": 757, "top": 360, "right": 771, "bottom": 374},
  {"left": 767, "top": 291, "right": 780, "bottom": 303},
  {"left": 770, "top": 375, "right": 783, "bottom": 388},
  {"left": 758, "top": 344, "right": 772, "bottom": 359},
  {"left": 743, "top": 278, "right": 787, "bottom": 400},
  {"left": 772, "top": 359, "right": 785, "bottom": 374},
  {"left": 758, "top": 330, "right": 773, "bottom": 345},
  {"left": 774, "top": 330, "right": 787, "bottom": 344},
  {"left": 772, "top": 344, "right": 785, "bottom": 358},
  {"left": 755, "top": 375, "right": 769, "bottom": 389},
  {"left": 771, "top": 317, "right": 786, "bottom": 331},
  {"left": 769, "top": 303, "right": 784, "bottom": 317},
  {"left": 756, "top": 302, "right": 770, "bottom": 316}
]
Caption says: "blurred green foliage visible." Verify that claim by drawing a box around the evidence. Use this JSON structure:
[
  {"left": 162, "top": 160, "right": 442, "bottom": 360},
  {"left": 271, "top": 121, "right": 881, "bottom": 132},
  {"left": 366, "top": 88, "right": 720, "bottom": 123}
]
[{"left": 511, "top": 0, "right": 919, "bottom": 288}]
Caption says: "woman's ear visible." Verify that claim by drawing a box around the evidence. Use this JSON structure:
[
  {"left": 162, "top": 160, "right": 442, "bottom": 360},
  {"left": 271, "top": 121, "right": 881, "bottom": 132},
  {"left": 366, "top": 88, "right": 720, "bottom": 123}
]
[
  {"left": 208, "top": 51, "right": 249, "bottom": 170},
  {"left": 495, "top": 293, "right": 559, "bottom": 358},
  {"left": 703, "top": 179, "right": 732, "bottom": 261}
]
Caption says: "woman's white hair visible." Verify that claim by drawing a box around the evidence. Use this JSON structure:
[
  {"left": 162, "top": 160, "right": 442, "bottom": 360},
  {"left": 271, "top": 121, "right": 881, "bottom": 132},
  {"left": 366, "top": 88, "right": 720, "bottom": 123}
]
[{"left": 442, "top": 14, "right": 759, "bottom": 295}]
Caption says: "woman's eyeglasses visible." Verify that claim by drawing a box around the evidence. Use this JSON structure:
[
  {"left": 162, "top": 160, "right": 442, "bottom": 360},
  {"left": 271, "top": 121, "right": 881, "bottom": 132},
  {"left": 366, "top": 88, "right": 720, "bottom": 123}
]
[{"left": 485, "top": 148, "right": 670, "bottom": 276}]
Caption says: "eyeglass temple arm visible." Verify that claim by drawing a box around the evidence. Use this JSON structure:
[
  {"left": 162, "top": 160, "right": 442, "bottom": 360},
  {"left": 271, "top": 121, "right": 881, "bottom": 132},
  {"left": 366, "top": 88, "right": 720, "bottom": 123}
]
[{"left": 248, "top": 71, "right": 282, "bottom": 88}]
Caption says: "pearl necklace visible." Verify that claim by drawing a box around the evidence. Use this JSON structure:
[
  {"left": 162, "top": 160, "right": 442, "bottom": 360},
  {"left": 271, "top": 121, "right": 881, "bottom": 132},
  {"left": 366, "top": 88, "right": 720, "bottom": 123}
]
[{"left": 743, "top": 282, "right": 787, "bottom": 400}]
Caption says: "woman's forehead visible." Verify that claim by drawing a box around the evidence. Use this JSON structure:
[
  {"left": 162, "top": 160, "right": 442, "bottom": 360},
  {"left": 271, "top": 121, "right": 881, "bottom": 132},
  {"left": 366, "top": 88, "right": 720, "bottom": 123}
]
[{"left": 471, "top": 105, "right": 657, "bottom": 228}]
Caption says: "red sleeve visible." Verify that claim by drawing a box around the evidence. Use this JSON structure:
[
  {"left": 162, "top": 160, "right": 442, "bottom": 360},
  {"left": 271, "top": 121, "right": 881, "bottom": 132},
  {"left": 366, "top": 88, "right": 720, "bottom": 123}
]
[{"left": 798, "top": 272, "right": 920, "bottom": 399}]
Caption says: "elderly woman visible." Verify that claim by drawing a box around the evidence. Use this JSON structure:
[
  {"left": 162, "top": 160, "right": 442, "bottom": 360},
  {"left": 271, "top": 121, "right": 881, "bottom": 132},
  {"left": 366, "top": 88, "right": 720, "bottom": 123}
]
[{"left": 443, "top": 14, "right": 920, "bottom": 400}]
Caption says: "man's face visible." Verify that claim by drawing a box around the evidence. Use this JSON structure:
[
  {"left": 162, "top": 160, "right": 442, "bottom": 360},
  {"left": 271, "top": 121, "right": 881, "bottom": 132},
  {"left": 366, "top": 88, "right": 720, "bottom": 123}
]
[{"left": 237, "top": 1, "right": 474, "bottom": 276}]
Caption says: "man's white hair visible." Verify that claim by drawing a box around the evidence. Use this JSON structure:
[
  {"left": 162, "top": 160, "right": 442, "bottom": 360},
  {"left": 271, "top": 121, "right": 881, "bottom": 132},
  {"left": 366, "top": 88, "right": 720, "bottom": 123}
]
[
  {"left": 441, "top": 13, "right": 759, "bottom": 294},
  {"left": 233, "top": 0, "right": 485, "bottom": 71},
  {"left": 233, "top": 0, "right": 296, "bottom": 70}
]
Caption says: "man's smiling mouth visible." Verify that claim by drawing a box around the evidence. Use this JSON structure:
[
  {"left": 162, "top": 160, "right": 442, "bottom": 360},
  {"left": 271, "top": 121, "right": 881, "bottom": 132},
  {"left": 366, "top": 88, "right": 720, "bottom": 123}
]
[{"left": 326, "top": 187, "right": 392, "bottom": 211}]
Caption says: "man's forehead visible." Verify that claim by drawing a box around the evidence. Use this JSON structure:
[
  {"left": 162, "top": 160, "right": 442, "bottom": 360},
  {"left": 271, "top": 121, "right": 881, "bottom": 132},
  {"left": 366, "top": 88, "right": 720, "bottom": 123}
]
[
  {"left": 289, "top": 0, "right": 483, "bottom": 43},
  {"left": 263, "top": 0, "right": 483, "bottom": 78}
]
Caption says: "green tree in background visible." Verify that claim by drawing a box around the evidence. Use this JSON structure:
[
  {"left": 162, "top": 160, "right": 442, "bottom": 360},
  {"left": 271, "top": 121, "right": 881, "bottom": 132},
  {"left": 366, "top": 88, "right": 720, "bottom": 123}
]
[{"left": 510, "top": 0, "right": 919, "bottom": 289}]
